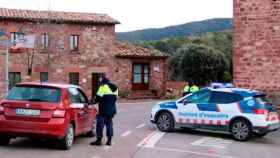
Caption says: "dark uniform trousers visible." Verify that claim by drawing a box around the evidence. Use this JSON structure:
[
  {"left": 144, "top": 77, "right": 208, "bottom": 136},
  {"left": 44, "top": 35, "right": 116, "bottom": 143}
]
[{"left": 96, "top": 115, "right": 113, "bottom": 139}]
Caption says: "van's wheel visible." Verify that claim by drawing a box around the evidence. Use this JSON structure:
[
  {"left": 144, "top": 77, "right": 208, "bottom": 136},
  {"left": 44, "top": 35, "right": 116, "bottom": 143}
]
[
  {"left": 59, "top": 124, "right": 74, "bottom": 150},
  {"left": 0, "top": 137, "right": 10, "bottom": 146},
  {"left": 85, "top": 120, "right": 96, "bottom": 137},
  {"left": 230, "top": 119, "right": 252, "bottom": 141},
  {"left": 157, "top": 112, "right": 174, "bottom": 132}
]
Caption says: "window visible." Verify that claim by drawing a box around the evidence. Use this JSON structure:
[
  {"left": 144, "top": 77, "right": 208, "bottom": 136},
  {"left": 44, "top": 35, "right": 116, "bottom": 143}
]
[
  {"left": 209, "top": 92, "right": 243, "bottom": 104},
  {"left": 6, "top": 85, "right": 61, "bottom": 103},
  {"left": 144, "top": 65, "right": 149, "bottom": 83},
  {"left": 68, "top": 88, "right": 88, "bottom": 103},
  {"left": 10, "top": 32, "right": 25, "bottom": 44},
  {"left": 133, "top": 64, "right": 142, "bottom": 83},
  {"left": 69, "top": 73, "right": 79, "bottom": 85},
  {"left": 184, "top": 90, "right": 211, "bottom": 104},
  {"left": 10, "top": 32, "right": 17, "bottom": 43},
  {"left": 40, "top": 72, "right": 48, "bottom": 82},
  {"left": 133, "top": 64, "right": 149, "bottom": 84},
  {"left": 9, "top": 72, "right": 21, "bottom": 89},
  {"left": 70, "top": 35, "right": 79, "bottom": 50},
  {"left": 41, "top": 33, "right": 49, "bottom": 49}
]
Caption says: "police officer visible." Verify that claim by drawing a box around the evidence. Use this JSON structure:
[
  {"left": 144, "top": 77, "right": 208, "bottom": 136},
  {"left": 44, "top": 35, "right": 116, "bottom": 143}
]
[
  {"left": 183, "top": 80, "right": 199, "bottom": 96},
  {"left": 90, "top": 76, "right": 118, "bottom": 146}
]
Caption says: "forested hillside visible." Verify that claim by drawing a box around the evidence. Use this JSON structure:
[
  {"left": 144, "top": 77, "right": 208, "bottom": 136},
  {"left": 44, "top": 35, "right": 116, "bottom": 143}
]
[
  {"left": 137, "top": 31, "right": 233, "bottom": 85},
  {"left": 117, "top": 18, "right": 232, "bottom": 42}
]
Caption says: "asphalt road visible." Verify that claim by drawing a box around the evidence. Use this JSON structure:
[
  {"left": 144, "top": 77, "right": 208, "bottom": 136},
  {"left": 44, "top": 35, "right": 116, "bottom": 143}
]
[{"left": 1, "top": 100, "right": 280, "bottom": 158}]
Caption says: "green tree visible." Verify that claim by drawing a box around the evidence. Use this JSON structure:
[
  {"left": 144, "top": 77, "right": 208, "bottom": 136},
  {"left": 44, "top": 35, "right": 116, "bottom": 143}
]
[{"left": 175, "top": 44, "right": 229, "bottom": 86}]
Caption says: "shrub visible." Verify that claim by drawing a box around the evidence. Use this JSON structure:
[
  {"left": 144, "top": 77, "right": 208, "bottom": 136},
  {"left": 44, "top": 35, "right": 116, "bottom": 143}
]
[
  {"left": 172, "top": 43, "right": 230, "bottom": 85},
  {"left": 119, "top": 90, "right": 131, "bottom": 98}
]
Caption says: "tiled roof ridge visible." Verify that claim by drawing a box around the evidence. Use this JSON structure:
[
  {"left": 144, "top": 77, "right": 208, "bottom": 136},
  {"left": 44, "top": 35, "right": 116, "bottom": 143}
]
[
  {"left": 115, "top": 42, "right": 169, "bottom": 58},
  {"left": 0, "top": 7, "right": 120, "bottom": 24}
]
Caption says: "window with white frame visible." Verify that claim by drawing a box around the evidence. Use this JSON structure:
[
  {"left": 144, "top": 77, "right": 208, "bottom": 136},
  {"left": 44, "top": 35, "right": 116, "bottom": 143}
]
[
  {"left": 10, "top": 32, "right": 25, "bottom": 44},
  {"left": 70, "top": 35, "right": 79, "bottom": 50},
  {"left": 41, "top": 33, "right": 49, "bottom": 49}
]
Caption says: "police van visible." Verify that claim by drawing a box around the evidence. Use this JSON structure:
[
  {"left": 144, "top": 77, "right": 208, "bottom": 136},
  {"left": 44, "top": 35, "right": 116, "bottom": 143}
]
[{"left": 150, "top": 87, "right": 280, "bottom": 141}]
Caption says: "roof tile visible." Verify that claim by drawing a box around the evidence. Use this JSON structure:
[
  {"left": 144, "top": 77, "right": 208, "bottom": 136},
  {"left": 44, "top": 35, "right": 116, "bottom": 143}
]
[
  {"left": 0, "top": 7, "right": 120, "bottom": 24},
  {"left": 115, "top": 42, "right": 169, "bottom": 58}
]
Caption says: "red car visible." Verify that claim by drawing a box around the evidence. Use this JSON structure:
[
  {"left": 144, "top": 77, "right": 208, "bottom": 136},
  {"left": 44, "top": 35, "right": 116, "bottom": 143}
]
[{"left": 0, "top": 82, "right": 97, "bottom": 150}]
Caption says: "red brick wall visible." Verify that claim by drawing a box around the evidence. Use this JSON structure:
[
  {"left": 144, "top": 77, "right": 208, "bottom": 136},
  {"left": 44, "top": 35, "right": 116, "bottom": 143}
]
[
  {"left": 0, "top": 20, "right": 167, "bottom": 99},
  {"left": 0, "top": 21, "right": 116, "bottom": 98},
  {"left": 113, "top": 58, "right": 167, "bottom": 97},
  {"left": 234, "top": 0, "right": 280, "bottom": 104}
]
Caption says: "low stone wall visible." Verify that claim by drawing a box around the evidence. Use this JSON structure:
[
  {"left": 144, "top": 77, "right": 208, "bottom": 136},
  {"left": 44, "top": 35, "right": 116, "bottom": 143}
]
[{"left": 166, "top": 81, "right": 186, "bottom": 98}]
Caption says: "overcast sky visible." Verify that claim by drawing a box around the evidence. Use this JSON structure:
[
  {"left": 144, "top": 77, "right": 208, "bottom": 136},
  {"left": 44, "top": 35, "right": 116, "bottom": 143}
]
[{"left": 0, "top": 0, "right": 233, "bottom": 32}]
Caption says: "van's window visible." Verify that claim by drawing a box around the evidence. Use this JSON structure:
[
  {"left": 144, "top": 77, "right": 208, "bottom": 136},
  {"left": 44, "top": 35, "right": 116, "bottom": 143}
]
[
  {"left": 210, "top": 92, "right": 243, "bottom": 104},
  {"left": 6, "top": 86, "right": 61, "bottom": 103}
]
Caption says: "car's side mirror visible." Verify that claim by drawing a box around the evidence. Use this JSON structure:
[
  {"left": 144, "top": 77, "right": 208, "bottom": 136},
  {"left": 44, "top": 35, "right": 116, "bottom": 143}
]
[
  {"left": 183, "top": 100, "right": 190, "bottom": 105},
  {"left": 88, "top": 99, "right": 95, "bottom": 105}
]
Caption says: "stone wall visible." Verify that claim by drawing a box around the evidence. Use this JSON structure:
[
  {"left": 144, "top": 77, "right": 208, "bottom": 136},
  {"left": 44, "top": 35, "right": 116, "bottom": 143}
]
[
  {"left": 0, "top": 20, "right": 114, "bottom": 98},
  {"left": 0, "top": 20, "right": 167, "bottom": 99},
  {"left": 166, "top": 81, "right": 186, "bottom": 97},
  {"left": 113, "top": 58, "right": 167, "bottom": 97},
  {"left": 234, "top": 0, "right": 280, "bottom": 105}
]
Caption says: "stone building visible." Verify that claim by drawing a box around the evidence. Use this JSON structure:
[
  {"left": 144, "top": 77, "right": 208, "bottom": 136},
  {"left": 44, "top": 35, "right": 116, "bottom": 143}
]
[
  {"left": 234, "top": 0, "right": 280, "bottom": 103},
  {"left": 0, "top": 8, "right": 168, "bottom": 99}
]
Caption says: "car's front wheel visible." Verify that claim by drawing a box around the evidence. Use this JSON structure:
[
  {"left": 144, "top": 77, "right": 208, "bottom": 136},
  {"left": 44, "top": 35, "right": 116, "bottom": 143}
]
[
  {"left": 157, "top": 112, "right": 174, "bottom": 132},
  {"left": 59, "top": 124, "right": 74, "bottom": 150},
  {"left": 230, "top": 119, "right": 252, "bottom": 141},
  {"left": 0, "top": 137, "right": 10, "bottom": 146}
]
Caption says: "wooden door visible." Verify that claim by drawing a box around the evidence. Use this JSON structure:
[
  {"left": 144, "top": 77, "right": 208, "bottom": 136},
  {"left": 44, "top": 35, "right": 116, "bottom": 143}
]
[{"left": 132, "top": 63, "right": 149, "bottom": 90}]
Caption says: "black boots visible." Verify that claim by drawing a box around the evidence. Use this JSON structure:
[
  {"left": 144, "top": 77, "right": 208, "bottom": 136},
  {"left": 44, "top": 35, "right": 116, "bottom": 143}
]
[
  {"left": 90, "top": 138, "right": 112, "bottom": 146},
  {"left": 106, "top": 138, "right": 112, "bottom": 146},
  {"left": 90, "top": 138, "right": 102, "bottom": 146}
]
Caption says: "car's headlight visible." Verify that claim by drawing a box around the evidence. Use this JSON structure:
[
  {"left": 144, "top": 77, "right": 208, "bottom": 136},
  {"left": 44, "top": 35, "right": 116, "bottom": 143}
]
[{"left": 151, "top": 104, "right": 160, "bottom": 114}]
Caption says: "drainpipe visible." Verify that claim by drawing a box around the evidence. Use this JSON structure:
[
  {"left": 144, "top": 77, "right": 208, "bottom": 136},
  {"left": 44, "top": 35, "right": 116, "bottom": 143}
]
[{"left": 5, "top": 42, "right": 9, "bottom": 95}]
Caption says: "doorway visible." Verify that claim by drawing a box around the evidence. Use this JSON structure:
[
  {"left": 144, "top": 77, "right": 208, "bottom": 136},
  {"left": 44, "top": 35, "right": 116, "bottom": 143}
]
[
  {"left": 132, "top": 63, "right": 149, "bottom": 90},
  {"left": 91, "top": 73, "right": 105, "bottom": 98}
]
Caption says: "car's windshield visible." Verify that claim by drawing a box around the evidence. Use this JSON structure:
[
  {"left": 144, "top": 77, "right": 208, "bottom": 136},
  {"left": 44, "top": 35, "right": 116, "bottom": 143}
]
[{"left": 6, "top": 86, "right": 61, "bottom": 103}]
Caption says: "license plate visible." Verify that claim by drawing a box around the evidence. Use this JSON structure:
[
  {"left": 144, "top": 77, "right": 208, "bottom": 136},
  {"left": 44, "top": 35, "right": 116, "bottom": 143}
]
[{"left": 16, "top": 109, "right": 40, "bottom": 116}]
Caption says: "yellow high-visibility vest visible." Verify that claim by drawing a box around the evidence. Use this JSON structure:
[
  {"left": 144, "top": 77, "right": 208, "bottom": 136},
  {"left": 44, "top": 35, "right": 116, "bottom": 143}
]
[
  {"left": 183, "top": 85, "right": 199, "bottom": 93},
  {"left": 190, "top": 85, "right": 199, "bottom": 93},
  {"left": 97, "top": 84, "right": 118, "bottom": 97}
]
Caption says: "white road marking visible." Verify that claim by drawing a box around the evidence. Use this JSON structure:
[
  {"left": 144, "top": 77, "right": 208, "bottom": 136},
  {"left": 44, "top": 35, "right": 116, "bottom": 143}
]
[
  {"left": 121, "top": 131, "right": 132, "bottom": 137},
  {"left": 136, "top": 124, "right": 146, "bottom": 129},
  {"left": 147, "top": 146, "right": 237, "bottom": 158},
  {"left": 190, "top": 137, "right": 233, "bottom": 149},
  {"left": 138, "top": 131, "right": 165, "bottom": 148}
]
